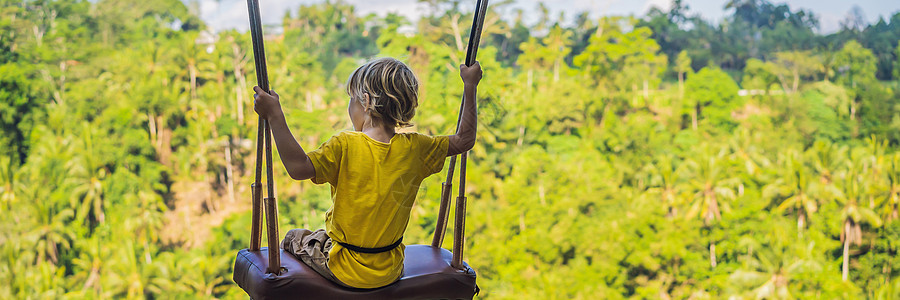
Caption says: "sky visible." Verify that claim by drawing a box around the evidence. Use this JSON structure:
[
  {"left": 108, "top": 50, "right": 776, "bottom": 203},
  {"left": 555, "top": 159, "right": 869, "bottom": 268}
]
[{"left": 192, "top": 0, "right": 900, "bottom": 34}]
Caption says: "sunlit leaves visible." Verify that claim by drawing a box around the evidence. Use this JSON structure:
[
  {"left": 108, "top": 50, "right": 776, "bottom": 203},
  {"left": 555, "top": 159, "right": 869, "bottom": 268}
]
[{"left": 3, "top": 1, "right": 900, "bottom": 299}]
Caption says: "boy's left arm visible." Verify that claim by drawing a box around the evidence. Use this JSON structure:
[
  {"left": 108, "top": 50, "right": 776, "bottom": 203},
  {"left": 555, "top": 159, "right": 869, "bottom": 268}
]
[
  {"left": 447, "top": 62, "right": 482, "bottom": 156},
  {"left": 253, "top": 86, "right": 316, "bottom": 180}
]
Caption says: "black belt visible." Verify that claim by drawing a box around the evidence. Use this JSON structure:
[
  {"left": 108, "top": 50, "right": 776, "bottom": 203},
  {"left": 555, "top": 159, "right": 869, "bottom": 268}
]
[{"left": 335, "top": 238, "right": 403, "bottom": 254}]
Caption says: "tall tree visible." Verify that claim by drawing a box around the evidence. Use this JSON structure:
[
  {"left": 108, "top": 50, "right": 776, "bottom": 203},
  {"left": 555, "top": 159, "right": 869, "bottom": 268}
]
[
  {"left": 684, "top": 67, "right": 740, "bottom": 129},
  {"left": 762, "top": 149, "right": 832, "bottom": 232},
  {"left": 772, "top": 51, "right": 821, "bottom": 93},
  {"left": 836, "top": 164, "right": 883, "bottom": 281},
  {"left": 0, "top": 63, "right": 46, "bottom": 165},
  {"left": 684, "top": 146, "right": 739, "bottom": 268},
  {"left": 675, "top": 50, "right": 692, "bottom": 98},
  {"left": 882, "top": 153, "right": 900, "bottom": 222},
  {"left": 833, "top": 40, "right": 877, "bottom": 90},
  {"left": 832, "top": 40, "right": 881, "bottom": 137},
  {"left": 742, "top": 58, "right": 779, "bottom": 93},
  {"left": 894, "top": 40, "right": 900, "bottom": 80}
]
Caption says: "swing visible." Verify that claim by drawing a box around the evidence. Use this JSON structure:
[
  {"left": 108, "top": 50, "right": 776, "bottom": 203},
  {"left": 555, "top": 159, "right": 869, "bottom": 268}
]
[{"left": 231, "top": 0, "right": 489, "bottom": 298}]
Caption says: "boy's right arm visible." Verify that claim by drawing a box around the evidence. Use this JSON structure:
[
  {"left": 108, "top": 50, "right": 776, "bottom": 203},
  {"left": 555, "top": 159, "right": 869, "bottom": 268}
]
[
  {"left": 253, "top": 86, "right": 316, "bottom": 180},
  {"left": 448, "top": 62, "right": 482, "bottom": 157}
]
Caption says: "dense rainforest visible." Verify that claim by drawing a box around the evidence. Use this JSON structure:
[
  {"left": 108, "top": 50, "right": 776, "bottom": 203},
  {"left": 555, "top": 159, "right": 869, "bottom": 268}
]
[{"left": 2, "top": 0, "right": 900, "bottom": 298}]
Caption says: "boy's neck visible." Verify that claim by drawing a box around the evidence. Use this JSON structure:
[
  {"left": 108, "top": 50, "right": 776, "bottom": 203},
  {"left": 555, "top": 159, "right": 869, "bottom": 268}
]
[{"left": 361, "top": 121, "right": 396, "bottom": 143}]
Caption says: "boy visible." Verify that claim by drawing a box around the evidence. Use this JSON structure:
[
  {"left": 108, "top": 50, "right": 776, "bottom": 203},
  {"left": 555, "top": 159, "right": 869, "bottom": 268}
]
[{"left": 252, "top": 57, "right": 482, "bottom": 289}]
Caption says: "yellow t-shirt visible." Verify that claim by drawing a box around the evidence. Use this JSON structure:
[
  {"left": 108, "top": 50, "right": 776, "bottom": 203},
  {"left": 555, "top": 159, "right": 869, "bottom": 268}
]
[{"left": 306, "top": 131, "right": 450, "bottom": 288}]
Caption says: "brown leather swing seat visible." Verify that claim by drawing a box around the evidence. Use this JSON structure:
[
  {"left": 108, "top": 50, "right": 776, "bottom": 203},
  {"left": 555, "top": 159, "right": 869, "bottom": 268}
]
[{"left": 233, "top": 245, "right": 477, "bottom": 300}]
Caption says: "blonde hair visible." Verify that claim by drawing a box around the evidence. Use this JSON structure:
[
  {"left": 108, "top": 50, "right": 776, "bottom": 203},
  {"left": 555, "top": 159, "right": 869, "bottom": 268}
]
[{"left": 346, "top": 57, "right": 419, "bottom": 128}]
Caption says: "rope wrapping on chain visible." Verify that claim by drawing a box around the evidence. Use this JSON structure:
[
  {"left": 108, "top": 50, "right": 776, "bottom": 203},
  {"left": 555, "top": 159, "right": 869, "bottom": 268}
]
[
  {"left": 245, "top": 0, "right": 281, "bottom": 275},
  {"left": 431, "top": 0, "right": 489, "bottom": 271}
]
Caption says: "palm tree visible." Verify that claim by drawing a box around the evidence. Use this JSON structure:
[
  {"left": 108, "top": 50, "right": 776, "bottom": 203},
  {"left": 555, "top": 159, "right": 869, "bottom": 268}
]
[
  {"left": 883, "top": 153, "right": 900, "bottom": 222},
  {"left": 126, "top": 39, "right": 180, "bottom": 167},
  {"left": 27, "top": 200, "right": 75, "bottom": 264},
  {"left": 728, "top": 127, "right": 773, "bottom": 193},
  {"left": 684, "top": 145, "right": 740, "bottom": 268},
  {"left": 859, "top": 137, "right": 895, "bottom": 223},
  {"left": 146, "top": 252, "right": 191, "bottom": 296},
  {"left": 835, "top": 165, "right": 882, "bottom": 281},
  {"left": 105, "top": 238, "right": 152, "bottom": 298},
  {"left": 0, "top": 156, "right": 22, "bottom": 211},
  {"left": 123, "top": 190, "right": 166, "bottom": 267},
  {"left": 69, "top": 236, "right": 111, "bottom": 297},
  {"left": 542, "top": 25, "right": 573, "bottom": 82},
  {"left": 642, "top": 154, "right": 686, "bottom": 217},
  {"left": 685, "top": 146, "right": 739, "bottom": 225},
  {"left": 175, "top": 32, "right": 216, "bottom": 102},
  {"left": 182, "top": 254, "right": 231, "bottom": 296},
  {"left": 517, "top": 36, "right": 549, "bottom": 88},
  {"left": 763, "top": 149, "right": 831, "bottom": 232},
  {"left": 69, "top": 123, "right": 106, "bottom": 226},
  {"left": 729, "top": 221, "right": 820, "bottom": 299},
  {"left": 806, "top": 140, "right": 848, "bottom": 186}
]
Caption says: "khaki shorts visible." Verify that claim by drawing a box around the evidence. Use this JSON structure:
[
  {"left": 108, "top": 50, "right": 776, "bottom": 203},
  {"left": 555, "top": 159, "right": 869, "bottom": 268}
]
[{"left": 281, "top": 228, "right": 352, "bottom": 288}]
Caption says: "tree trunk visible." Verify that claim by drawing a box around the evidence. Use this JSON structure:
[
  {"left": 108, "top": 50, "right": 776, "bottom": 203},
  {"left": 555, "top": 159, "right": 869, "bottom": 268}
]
[
  {"left": 598, "top": 101, "right": 610, "bottom": 133},
  {"left": 666, "top": 190, "right": 677, "bottom": 218},
  {"left": 527, "top": 70, "right": 533, "bottom": 88},
  {"left": 234, "top": 87, "right": 244, "bottom": 125},
  {"left": 632, "top": 83, "right": 639, "bottom": 107},
  {"left": 777, "top": 73, "right": 790, "bottom": 93},
  {"left": 189, "top": 62, "right": 197, "bottom": 100},
  {"left": 45, "top": 56, "right": 68, "bottom": 105},
  {"left": 710, "top": 242, "right": 717, "bottom": 268},
  {"left": 553, "top": 59, "right": 560, "bottom": 82},
  {"left": 205, "top": 172, "right": 216, "bottom": 213},
  {"left": 538, "top": 183, "right": 546, "bottom": 206},
  {"left": 306, "top": 90, "right": 313, "bottom": 112},
  {"left": 692, "top": 104, "right": 698, "bottom": 130},
  {"left": 842, "top": 235, "right": 850, "bottom": 281},
  {"left": 519, "top": 212, "right": 526, "bottom": 232},
  {"left": 232, "top": 43, "right": 248, "bottom": 125},
  {"left": 792, "top": 70, "right": 800, "bottom": 94},
  {"left": 851, "top": 101, "right": 858, "bottom": 137},
  {"left": 157, "top": 117, "right": 172, "bottom": 167},
  {"left": 707, "top": 190, "right": 720, "bottom": 223},
  {"left": 146, "top": 114, "right": 171, "bottom": 165},
  {"left": 450, "top": 14, "right": 464, "bottom": 52},
  {"left": 517, "top": 125, "right": 525, "bottom": 147},
  {"left": 148, "top": 113, "right": 157, "bottom": 147},
  {"left": 225, "top": 138, "right": 236, "bottom": 204},
  {"left": 33, "top": 25, "right": 44, "bottom": 47},
  {"left": 643, "top": 79, "right": 649, "bottom": 100}
]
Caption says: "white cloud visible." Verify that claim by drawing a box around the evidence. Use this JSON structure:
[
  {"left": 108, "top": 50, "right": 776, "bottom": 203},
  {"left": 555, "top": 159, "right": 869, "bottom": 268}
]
[
  {"left": 194, "top": 0, "right": 900, "bottom": 33},
  {"left": 198, "top": 0, "right": 427, "bottom": 32},
  {"left": 642, "top": 0, "right": 672, "bottom": 13},
  {"left": 817, "top": 12, "right": 843, "bottom": 34}
]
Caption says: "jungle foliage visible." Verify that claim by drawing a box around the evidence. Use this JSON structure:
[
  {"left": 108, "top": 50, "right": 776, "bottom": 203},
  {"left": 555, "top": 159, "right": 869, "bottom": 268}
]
[{"left": 2, "top": 0, "right": 900, "bottom": 298}]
